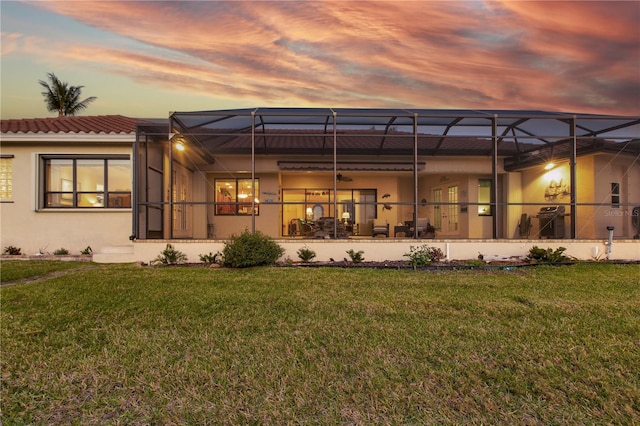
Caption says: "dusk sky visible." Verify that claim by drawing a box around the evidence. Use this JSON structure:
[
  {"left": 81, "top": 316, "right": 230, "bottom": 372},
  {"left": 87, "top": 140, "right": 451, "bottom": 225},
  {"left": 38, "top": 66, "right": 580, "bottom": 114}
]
[{"left": 1, "top": 1, "right": 639, "bottom": 119}]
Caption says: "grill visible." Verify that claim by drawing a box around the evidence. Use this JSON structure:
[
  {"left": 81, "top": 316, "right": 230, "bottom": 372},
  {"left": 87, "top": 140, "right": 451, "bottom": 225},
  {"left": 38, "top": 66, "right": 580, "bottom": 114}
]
[{"left": 537, "top": 206, "right": 566, "bottom": 239}]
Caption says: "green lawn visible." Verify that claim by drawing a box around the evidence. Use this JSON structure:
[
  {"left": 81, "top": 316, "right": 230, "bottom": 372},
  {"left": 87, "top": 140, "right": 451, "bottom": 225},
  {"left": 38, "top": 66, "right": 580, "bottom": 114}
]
[{"left": 1, "top": 261, "right": 639, "bottom": 424}]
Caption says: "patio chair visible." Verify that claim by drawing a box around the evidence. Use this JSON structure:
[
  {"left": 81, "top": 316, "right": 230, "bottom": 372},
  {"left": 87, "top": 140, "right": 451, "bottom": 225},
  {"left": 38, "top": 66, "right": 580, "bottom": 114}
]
[{"left": 372, "top": 220, "right": 389, "bottom": 238}]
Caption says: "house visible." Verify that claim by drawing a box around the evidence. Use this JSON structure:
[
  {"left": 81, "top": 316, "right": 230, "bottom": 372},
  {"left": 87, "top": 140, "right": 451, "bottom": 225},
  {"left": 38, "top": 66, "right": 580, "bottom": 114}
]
[
  {"left": 2, "top": 109, "right": 639, "bottom": 262},
  {"left": 0, "top": 115, "right": 147, "bottom": 261}
]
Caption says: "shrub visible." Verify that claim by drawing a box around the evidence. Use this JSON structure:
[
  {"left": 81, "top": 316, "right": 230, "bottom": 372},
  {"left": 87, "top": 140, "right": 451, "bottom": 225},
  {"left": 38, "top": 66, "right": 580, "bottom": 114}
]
[
  {"left": 297, "top": 245, "right": 316, "bottom": 263},
  {"left": 222, "top": 230, "right": 284, "bottom": 268},
  {"left": 199, "top": 251, "right": 222, "bottom": 265},
  {"left": 346, "top": 249, "right": 365, "bottom": 263},
  {"left": 80, "top": 246, "right": 93, "bottom": 255},
  {"left": 53, "top": 248, "right": 69, "bottom": 255},
  {"left": 151, "top": 244, "right": 188, "bottom": 266},
  {"left": 404, "top": 244, "right": 444, "bottom": 268},
  {"left": 527, "top": 246, "right": 569, "bottom": 263},
  {"left": 3, "top": 245, "right": 22, "bottom": 255}
]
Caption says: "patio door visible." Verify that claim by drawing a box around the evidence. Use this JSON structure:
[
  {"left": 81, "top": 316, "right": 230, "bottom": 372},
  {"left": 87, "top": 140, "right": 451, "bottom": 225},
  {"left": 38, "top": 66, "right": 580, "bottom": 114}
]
[
  {"left": 433, "top": 184, "right": 459, "bottom": 236},
  {"left": 172, "top": 164, "right": 192, "bottom": 238}
]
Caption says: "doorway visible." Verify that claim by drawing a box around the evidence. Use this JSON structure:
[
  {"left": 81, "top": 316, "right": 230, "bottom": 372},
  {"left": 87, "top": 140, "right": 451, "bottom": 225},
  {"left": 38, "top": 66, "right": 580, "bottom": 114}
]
[
  {"left": 433, "top": 183, "right": 459, "bottom": 237},
  {"left": 172, "top": 164, "right": 192, "bottom": 238}
]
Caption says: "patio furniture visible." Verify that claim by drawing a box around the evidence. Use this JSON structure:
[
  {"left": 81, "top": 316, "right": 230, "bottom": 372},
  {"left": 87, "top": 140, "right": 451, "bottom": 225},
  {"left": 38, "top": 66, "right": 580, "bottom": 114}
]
[{"left": 372, "top": 220, "right": 389, "bottom": 238}]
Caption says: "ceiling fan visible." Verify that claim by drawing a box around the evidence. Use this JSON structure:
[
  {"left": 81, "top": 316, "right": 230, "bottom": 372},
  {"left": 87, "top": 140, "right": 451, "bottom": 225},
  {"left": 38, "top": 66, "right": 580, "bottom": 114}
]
[{"left": 336, "top": 173, "right": 353, "bottom": 182}]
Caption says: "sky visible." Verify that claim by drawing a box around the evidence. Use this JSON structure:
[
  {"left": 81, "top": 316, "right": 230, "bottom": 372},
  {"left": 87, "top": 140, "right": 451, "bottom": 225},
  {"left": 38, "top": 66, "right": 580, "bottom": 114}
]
[{"left": 1, "top": 0, "right": 639, "bottom": 119}]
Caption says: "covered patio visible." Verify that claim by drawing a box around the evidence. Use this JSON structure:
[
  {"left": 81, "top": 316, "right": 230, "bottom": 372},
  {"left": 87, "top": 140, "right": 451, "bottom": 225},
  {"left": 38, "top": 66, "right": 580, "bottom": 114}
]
[{"left": 132, "top": 108, "right": 639, "bottom": 250}]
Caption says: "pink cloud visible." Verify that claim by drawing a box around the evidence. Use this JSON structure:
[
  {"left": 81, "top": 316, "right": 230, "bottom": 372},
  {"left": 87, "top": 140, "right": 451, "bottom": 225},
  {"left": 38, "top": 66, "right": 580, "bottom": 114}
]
[{"left": 27, "top": 1, "right": 640, "bottom": 114}]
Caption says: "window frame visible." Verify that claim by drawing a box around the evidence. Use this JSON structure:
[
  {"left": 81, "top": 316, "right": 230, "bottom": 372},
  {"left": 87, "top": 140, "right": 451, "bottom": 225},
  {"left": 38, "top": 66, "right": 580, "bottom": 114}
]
[
  {"left": 611, "top": 182, "right": 620, "bottom": 208},
  {"left": 214, "top": 178, "right": 260, "bottom": 216},
  {"left": 40, "top": 154, "right": 132, "bottom": 209},
  {"left": 477, "top": 178, "right": 492, "bottom": 216}
]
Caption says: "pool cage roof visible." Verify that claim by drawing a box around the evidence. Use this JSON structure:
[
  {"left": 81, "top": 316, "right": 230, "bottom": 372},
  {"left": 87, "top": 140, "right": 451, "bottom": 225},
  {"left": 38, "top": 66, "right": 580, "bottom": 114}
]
[{"left": 166, "top": 108, "right": 640, "bottom": 170}]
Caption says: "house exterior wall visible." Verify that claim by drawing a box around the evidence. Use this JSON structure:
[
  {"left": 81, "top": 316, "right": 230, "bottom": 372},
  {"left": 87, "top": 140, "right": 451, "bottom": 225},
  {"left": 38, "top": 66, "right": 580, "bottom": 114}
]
[
  {"left": 519, "top": 153, "right": 640, "bottom": 239},
  {"left": 0, "top": 142, "right": 133, "bottom": 255},
  {"left": 592, "top": 154, "right": 640, "bottom": 238}
]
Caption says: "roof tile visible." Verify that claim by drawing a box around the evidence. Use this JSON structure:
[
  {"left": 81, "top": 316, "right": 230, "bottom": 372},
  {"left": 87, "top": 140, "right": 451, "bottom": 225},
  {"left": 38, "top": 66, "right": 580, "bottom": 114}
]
[{"left": 1, "top": 115, "right": 147, "bottom": 134}]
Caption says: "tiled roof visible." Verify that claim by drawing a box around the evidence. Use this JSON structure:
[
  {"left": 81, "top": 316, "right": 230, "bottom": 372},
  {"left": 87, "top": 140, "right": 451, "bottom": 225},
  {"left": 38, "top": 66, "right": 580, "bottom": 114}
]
[{"left": 1, "top": 115, "right": 146, "bottom": 134}]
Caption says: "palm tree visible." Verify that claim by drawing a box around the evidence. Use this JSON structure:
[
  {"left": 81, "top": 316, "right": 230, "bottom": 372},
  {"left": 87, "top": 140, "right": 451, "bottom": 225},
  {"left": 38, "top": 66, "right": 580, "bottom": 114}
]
[{"left": 39, "top": 73, "right": 97, "bottom": 117}]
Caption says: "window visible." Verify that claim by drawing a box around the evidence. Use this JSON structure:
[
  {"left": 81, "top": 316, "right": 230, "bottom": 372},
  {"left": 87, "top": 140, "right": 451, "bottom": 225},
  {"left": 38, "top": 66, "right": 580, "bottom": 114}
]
[
  {"left": 611, "top": 182, "right": 620, "bottom": 208},
  {"left": 42, "top": 155, "right": 131, "bottom": 208},
  {"left": 0, "top": 156, "right": 13, "bottom": 201},
  {"left": 215, "top": 178, "right": 259, "bottom": 215},
  {"left": 478, "top": 179, "right": 492, "bottom": 216}
]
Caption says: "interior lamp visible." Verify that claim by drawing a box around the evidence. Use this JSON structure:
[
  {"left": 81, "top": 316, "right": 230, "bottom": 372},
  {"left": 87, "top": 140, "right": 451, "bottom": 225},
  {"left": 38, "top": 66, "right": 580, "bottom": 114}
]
[{"left": 342, "top": 212, "right": 351, "bottom": 222}]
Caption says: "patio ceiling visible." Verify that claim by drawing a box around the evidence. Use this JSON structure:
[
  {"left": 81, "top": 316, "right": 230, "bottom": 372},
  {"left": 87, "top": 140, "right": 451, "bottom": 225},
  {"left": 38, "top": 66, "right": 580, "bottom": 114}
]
[{"left": 168, "top": 108, "right": 640, "bottom": 169}]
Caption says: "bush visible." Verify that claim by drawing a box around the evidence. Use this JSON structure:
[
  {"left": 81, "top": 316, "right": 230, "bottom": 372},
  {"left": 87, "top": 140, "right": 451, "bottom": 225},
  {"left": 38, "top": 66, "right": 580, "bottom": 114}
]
[
  {"left": 346, "top": 249, "right": 364, "bottom": 263},
  {"left": 199, "top": 251, "right": 222, "bottom": 265},
  {"left": 527, "top": 246, "right": 569, "bottom": 263},
  {"left": 80, "top": 246, "right": 93, "bottom": 255},
  {"left": 404, "top": 244, "right": 444, "bottom": 268},
  {"left": 297, "top": 245, "right": 316, "bottom": 263},
  {"left": 222, "top": 230, "right": 284, "bottom": 268},
  {"left": 53, "top": 248, "right": 69, "bottom": 255},
  {"left": 3, "top": 245, "right": 22, "bottom": 255},
  {"left": 151, "top": 244, "right": 188, "bottom": 266}
]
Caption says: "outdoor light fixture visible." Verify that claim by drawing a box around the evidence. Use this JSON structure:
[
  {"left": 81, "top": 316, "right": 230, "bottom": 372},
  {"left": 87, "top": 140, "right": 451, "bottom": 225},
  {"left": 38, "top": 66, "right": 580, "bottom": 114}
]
[
  {"left": 544, "top": 162, "right": 555, "bottom": 170},
  {"left": 174, "top": 141, "right": 185, "bottom": 151}
]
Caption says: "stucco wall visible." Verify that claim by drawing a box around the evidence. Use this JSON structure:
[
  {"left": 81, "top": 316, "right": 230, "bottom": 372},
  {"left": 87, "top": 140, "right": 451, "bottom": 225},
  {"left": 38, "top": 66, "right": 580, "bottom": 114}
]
[{"left": 0, "top": 143, "right": 133, "bottom": 255}]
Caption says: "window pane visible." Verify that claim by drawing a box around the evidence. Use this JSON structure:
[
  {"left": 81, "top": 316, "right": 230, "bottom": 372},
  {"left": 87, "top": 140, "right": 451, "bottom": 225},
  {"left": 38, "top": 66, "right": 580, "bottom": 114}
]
[
  {"left": 478, "top": 179, "right": 491, "bottom": 216},
  {"left": 611, "top": 182, "right": 620, "bottom": 208},
  {"left": 77, "top": 159, "right": 104, "bottom": 193},
  {"left": 108, "top": 159, "right": 131, "bottom": 191},
  {"left": 216, "top": 180, "right": 236, "bottom": 214},
  {"left": 237, "top": 179, "right": 258, "bottom": 215},
  {"left": 108, "top": 193, "right": 131, "bottom": 208},
  {"left": 47, "top": 159, "right": 73, "bottom": 191},
  {"left": 78, "top": 193, "right": 104, "bottom": 207}
]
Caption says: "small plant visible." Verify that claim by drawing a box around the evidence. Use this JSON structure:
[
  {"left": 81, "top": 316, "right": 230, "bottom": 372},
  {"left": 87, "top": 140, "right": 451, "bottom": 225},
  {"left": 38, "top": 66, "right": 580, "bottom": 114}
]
[
  {"left": 464, "top": 259, "right": 486, "bottom": 266},
  {"left": 404, "top": 244, "right": 444, "bottom": 268},
  {"left": 346, "top": 249, "right": 365, "bottom": 263},
  {"left": 80, "top": 246, "right": 93, "bottom": 255},
  {"left": 53, "top": 248, "right": 69, "bottom": 255},
  {"left": 297, "top": 245, "right": 316, "bottom": 263},
  {"left": 527, "top": 246, "right": 569, "bottom": 263},
  {"left": 222, "top": 230, "right": 284, "bottom": 268},
  {"left": 199, "top": 251, "right": 222, "bottom": 265},
  {"left": 151, "top": 243, "right": 188, "bottom": 266},
  {"left": 3, "top": 245, "right": 22, "bottom": 255}
]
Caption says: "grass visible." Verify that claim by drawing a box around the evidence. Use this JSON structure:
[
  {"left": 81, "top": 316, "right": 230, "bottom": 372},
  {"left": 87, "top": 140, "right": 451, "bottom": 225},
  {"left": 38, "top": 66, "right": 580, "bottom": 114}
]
[
  {"left": 1, "top": 261, "right": 639, "bottom": 424},
  {"left": 0, "top": 260, "right": 92, "bottom": 282}
]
